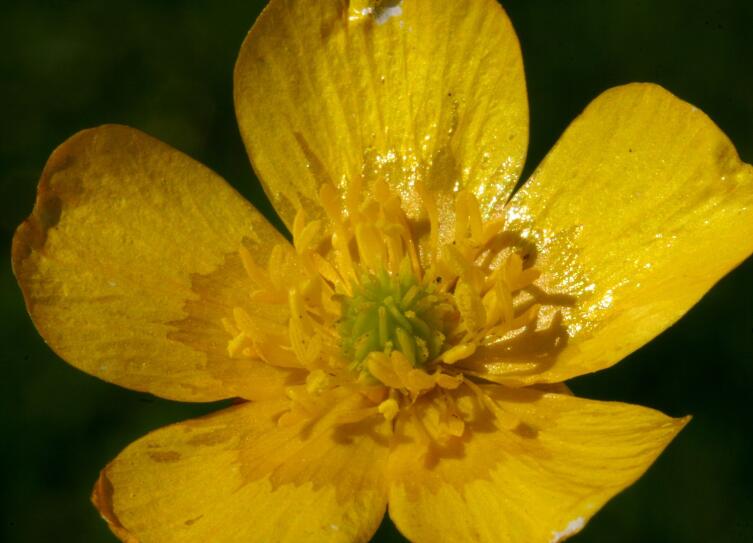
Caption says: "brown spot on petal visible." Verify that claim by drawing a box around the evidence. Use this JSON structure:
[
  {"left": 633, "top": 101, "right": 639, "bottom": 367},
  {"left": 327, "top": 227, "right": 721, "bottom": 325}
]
[
  {"left": 147, "top": 450, "right": 181, "bottom": 463},
  {"left": 186, "top": 429, "right": 232, "bottom": 447},
  {"left": 184, "top": 515, "right": 204, "bottom": 526}
]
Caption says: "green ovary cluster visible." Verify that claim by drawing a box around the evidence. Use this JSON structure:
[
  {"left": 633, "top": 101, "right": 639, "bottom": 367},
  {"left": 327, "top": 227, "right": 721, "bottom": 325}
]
[{"left": 339, "top": 261, "right": 455, "bottom": 370}]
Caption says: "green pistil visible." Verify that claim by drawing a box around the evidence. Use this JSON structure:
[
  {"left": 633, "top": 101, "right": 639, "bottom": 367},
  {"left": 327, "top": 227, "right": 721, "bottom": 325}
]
[{"left": 339, "top": 259, "right": 452, "bottom": 369}]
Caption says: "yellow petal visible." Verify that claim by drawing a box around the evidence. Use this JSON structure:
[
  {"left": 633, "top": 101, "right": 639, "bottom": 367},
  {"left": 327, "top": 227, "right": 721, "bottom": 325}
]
[
  {"left": 471, "top": 83, "right": 753, "bottom": 384},
  {"left": 235, "top": 0, "right": 528, "bottom": 231},
  {"left": 13, "top": 125, "right": 303, "bottom": 402},
  {"left": 93, "top": 398, "right": 389, "bottom": 543},
  {"left": 388, "top": 386, "right": 688, "bottom": 543}
]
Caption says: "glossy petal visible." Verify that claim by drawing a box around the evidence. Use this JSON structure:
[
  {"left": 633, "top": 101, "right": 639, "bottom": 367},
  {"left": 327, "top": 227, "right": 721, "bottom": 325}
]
[
  {"left": 388, "top": 386, "right": 688, "bottom": 543},
  {"left": 466, "top": 83, "right": 753, "bottom": 384},
  {"left": 235, "top": 0, "right": 528, "bottom": 231},
  {"left": 13, "top": 125, "right": 303, "bottom": 402},
  {"left": 93, "top": 397, "right": 389, "bottom": 543}
]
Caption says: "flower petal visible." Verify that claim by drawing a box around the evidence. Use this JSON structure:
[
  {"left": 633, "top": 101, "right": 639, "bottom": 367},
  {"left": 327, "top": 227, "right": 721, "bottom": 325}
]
[
  {"left": 235, "top": 0, "right": 528, "bottom": 229},
  {"left": 93, "top": 398, "right": 389, "bottom": 543},
  {"left": 13, "top": 125, "right": 303, "bottom": 402},
  {"left": 469, "top": 83, "right": 753, "bottom": 384},
  {"left": 387, "top": 386, "right": 688, "bottom": 543}
]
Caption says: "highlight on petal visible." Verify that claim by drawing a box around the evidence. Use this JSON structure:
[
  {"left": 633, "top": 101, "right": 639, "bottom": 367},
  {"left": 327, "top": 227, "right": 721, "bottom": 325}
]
[
  {"left": 465, "top": 83, "right": 753, "bottom": 385},
  {"left": 235, "top": 0, "right": 528, "bottom": 233},
  {"left": 12, "top": 125, "right": 301, "bottom": 402},
  {"left": 387, "top": 385, "right": 688, "bottom": 543},
  {"left": 93, "top": 397, "right": 389, "bottom": 543}
]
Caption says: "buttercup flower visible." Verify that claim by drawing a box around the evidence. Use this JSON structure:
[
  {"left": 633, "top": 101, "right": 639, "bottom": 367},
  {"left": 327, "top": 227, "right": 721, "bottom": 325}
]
[{"left": 13, "top": 0, "right": 753, "bottom": 542}]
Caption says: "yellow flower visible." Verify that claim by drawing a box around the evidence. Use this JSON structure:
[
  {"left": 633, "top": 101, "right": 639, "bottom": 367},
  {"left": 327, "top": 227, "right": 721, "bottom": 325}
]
[{"left": 12, "top": 0, "right": 753, "bottom": 542}]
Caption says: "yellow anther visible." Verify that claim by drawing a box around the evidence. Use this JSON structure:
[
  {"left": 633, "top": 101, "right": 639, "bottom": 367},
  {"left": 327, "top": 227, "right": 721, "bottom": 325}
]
[
  {"left": 515, "top": 267, "right": 541, "bottom": 290},
  {"left": 441, "top": 244, "right": 484, "bottom": 289},
  {"left": 344, "top": 175, "right": 364, "bottom": 216},
  {"left": 233, "top": 307, "right": 264, "bottom": 339},
  {"left": 465, "top": 380, "right": 521, "bottom": 431},
  {"left": 406, "top": 368, "right": 435, "bottom": 392},
  {"left": 239, "top": 245, "right": 274, "bottom": 290},
  {"left": 454, "top": 279, "right": 486, "bottom": 335},
  {"left": 332, "top": 231, "right": 357, "bottom": 287},
  {"left": 336, "top": 407, "right": 379, "bottom": 424},
  {"left": 466, "top": 193, "right": 484, "bottom": 243},
  {"left": 367, "top": 353, "right": 402, "bottom": 389},
  {"left": 454, "top": 191, "right": 484, "bottom": 245},
  {"left": 355, "top": 223, "right": 386, "bottom": 270},
  {"left": 292, "top": 208, "right": 307, "bottom": 243},
  {"left": 306, "top": 369, "right": 330, "bottom": 394},
  {"left": 415, "top": 180, "right": 440, "bottom": 260},
  {"left": 221, "top": 317, "right": 239, "bottom": 336},
  {"left": 446, "top": 416, "right": 465, "bottom": 437},
  {"left": 436, "top": 372, "right": 463, "bottom": 389},
  {"left": 384, "top": 230, "right": 405, "bottom": 275},
  {"left": 496, "top": 277, "right": 515, "bottom": 324},
  {"left": 313, "top": 253, "right": 342, "bottom": 286},
  {"left": 289, "top": 316, "right": 321, "bottom": 367},
  {"left": 319, "top": 183, "right": 342, "bottom": 223},
  {"left": 390, "top": 351, "right": 413, "bottom": 381},
  {"left": 505, "top": 252, "right": 524, "bottom": 284},
  {"left": 300, "top": 277, "right": 321, "bottom": 306},
  {"left": 295, "top": 219, "right": 322, "bottom": 254},
  {"left": 227, "top": 333, "right": 249, "bottom": 358},
  {"left": 440, "top": 343, "right": 476, "bottom": 364},
  {"left": 288, "top": 288, "right": 307, "bottom": 324},
  {"left": 277, "top": 409, "right": 308, "bottom": 428},
  {"left": 373, "top": 179, "right": 391, "bottom": 202},
  {"left": 378, "top": 398, "right": 399, "bottom": 421},
  {"left": 455, "top": 192, "right": 471, "bottom": 244},
  {"left": 480, "top": 216, "right": 506, "bottom": 244}
]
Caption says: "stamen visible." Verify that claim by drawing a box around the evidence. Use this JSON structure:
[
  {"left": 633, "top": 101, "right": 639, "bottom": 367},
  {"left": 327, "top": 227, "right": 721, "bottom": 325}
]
[
  {"left": 224, "top": 180, "right": 561, "bottom": 429},
  {"left": 415, "top": 180, "right": 440, "bottom": 262},
  {"left": 464, "top": 380, "right": 521, "bottom": 430},
  {"left": 378, "top": 397, "right": 400, "bottom": 422},
  {"left": 439, "top": 343, "right": 476, "bottom": 364}
]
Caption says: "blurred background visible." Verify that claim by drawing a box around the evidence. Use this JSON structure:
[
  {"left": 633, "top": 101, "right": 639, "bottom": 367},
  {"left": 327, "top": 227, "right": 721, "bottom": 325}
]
[{"left": 1, "top": 0, "right": 751, "bottom": 541}]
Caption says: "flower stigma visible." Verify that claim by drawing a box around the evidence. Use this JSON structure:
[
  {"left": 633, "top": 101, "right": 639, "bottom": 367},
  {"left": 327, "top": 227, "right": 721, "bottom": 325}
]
[{"left": 338, "top": 258, "right": 454, "bottom": 371}]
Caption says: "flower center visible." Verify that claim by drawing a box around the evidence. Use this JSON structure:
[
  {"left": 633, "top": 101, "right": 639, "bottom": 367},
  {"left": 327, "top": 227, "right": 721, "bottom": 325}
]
[
  {"left": 222, "top": 178, "right": 563, "bottom": 429},
  {"left": 339, "top": 260, "right": 455, "bottom": 370}
]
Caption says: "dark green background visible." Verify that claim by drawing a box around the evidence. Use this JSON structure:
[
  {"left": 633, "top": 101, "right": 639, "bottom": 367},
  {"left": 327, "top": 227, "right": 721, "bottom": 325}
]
[{"left": 2, "top": 1, "right": 752, "bottom": 542}]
